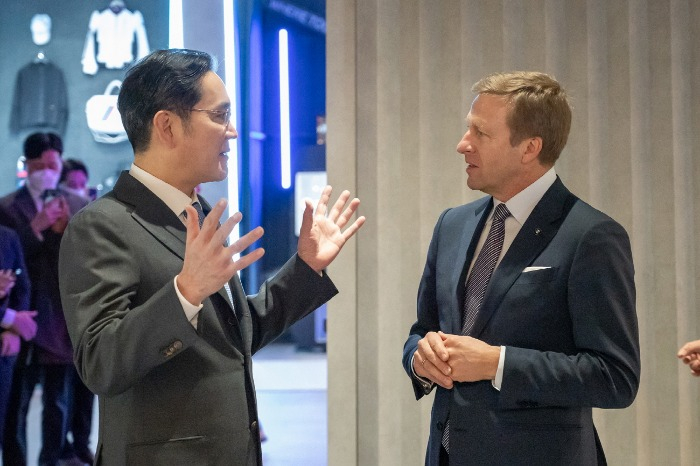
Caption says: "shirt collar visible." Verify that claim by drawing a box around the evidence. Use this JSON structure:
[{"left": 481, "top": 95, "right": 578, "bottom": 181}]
[
  {"left": 129, "top": 163, "right": 197, "bottom": 218},
  {"left": 496, "top": 167, "right": 557, "bottom": 225}
]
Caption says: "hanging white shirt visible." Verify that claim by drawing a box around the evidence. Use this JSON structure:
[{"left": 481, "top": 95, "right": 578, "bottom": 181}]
[{"left": 82, "top": 8, "right": 150, "bottom": 75}]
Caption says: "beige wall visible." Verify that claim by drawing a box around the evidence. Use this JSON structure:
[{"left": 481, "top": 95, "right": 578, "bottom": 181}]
[{"left": 326, "top": 0, "right": 700, "bottom": 464}]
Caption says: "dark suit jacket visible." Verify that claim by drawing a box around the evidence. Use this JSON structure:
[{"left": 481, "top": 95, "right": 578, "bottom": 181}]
[
  {"left": 58, "top": 172, "right": 338, "bottom": 466},
  {"left": 0, "top": 186, "right": 86, "bottom": 363},
  {"left": 0, "top": 225, "right": 30, "bottom": 321},
  {"left": 402, "top": 178, "right": 640, "bottom": 466}
]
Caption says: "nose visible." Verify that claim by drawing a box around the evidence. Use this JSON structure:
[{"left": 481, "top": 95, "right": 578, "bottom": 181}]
[
  {"left": 456, "top": 131, "right": 471, "bottom": 154},
  {"left": 226, "top": 121, "right": 238, "bottom": 139}
]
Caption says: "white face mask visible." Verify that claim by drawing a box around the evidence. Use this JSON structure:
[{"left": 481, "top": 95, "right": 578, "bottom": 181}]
[
  {"left": 27, "top": 169, "right": 60, "bottom": 192},
  {"left": 60, "top": 185, "right": 89, "bottom": 199}
]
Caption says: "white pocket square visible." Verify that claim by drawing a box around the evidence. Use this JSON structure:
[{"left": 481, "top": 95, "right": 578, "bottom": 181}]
[{"left": 523, "top": 266, "right": 551, "bottom": 272}]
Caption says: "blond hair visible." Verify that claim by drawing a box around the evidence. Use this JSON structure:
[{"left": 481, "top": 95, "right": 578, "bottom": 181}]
[{"left": 472, "top": 71, "right": 572, "bottom": 166}]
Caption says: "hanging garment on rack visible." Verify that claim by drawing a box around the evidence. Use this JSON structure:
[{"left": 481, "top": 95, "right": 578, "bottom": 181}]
[
  {"left": 81, "top": 7, "right": 150, "bottom": 75},
  {"left": 10, "top": 60, "right": 68, "bottom": 134}
]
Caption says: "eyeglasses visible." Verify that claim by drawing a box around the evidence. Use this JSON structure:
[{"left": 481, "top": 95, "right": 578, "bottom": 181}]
[{"left": 190, "top": 107, "right": 231, "bottom": 127}]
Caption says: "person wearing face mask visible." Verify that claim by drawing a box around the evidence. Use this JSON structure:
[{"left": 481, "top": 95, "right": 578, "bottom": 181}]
[
  {"left": 0, "top": 132, "right": 89, "bottom": 466},
  {"left": 57, "top": 158, "right": 97, "bottom": 465},
  {"left": 59, "top": 159, "right": 94, "bottom": 201}
]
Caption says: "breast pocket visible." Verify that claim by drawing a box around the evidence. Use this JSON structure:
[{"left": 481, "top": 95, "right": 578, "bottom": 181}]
[{"left": 515, "top": 267, "right": 558, "bottom": 284}]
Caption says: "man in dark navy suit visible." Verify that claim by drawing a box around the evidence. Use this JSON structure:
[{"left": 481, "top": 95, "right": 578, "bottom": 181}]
[{"left": 403, "top": 71, "right": 640, "bottom": 466}]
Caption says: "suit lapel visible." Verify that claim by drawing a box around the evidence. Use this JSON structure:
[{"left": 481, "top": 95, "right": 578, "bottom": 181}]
[
  {"left": 113, "top": 172, "right": 188, "bottom": 260},
  {"left": 470, "top": 178, "right": 578, "bottom": 337}
]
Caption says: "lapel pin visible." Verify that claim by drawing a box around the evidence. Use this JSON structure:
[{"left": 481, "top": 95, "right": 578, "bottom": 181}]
[{"left": 535, "top": 228, "right": 542, "bottom": 236}]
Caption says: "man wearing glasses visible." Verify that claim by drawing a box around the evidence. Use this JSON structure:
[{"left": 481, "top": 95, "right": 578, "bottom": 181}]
[{"left": 58, "top": 49, "right": 365, "bottom": 466}]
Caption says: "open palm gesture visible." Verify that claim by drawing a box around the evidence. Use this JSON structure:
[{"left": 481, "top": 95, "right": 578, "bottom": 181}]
[{"left": 297, "top": 186, "right": 365, "bottom": 273}]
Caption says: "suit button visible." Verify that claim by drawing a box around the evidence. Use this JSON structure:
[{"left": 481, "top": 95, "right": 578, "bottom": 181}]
[
  {"left": 251, "top": 420, "right": 258, "bottom": 431},
  {"left": 161, "top": 340, "right": 183, "bottom": 357},
  {"left": 437, "top": 422, "right": 444, "bottom": 431},
  {"left": 228, "top": 318, "right": 235, "bottom": 325}
]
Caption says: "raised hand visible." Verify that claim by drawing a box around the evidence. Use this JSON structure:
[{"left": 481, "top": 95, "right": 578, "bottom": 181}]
[
  {"left": 297, "top": 185, "right": 366, "bottom": 273},
  {"left": 177, "top": 199, "right": 265, "bottom": 306}
]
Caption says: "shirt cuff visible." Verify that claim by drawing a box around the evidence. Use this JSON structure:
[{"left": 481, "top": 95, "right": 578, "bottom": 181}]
[
  {"left": 173, "top": 276, "right": 203, "bottom": 328},
  {"left": 1, "top": 308, "right": 16, "bottom": 329},
  {"left": 491, "top": 345, "right": 506, "bottom": 390},
  {"left": 410, "top": 354, "right": 435, "bottom": 394}
]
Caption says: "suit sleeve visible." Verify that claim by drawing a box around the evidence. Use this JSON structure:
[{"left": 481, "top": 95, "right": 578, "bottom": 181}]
[
  {"left": 402, "top": 209, "right": 449, "bottom": 399},
  {"left": 247, "top": 254, "right": 338, "bottom": 354},
  {"left": 499, "top": 219, "right": 640, "bottom": 409},
  {"left": 59, "top": 207, "right": 201, "bottom": 397}
]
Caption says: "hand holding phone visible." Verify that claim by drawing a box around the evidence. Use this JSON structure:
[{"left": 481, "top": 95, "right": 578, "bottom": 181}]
[{"left": 31, "top": 193, "right": 68, "bottom": 235}]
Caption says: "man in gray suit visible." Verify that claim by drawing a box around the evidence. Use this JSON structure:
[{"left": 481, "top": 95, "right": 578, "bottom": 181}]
[
  {"left": 58, "top": 49, "right": 364, "bottom": 466},
  {"left": 403, "top": 72, "right": 640, "bottom": 465}
]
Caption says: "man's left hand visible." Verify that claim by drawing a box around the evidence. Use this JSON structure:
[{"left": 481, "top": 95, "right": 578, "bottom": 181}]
[
  {"left": 297, "top": 186, "right": 365, "bottom": 273},
  {"left": 439, "top": 331, "right": 500, "bottom": 382}
]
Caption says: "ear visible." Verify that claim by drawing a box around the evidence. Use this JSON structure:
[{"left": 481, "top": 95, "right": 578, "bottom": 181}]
[
  {"left": 520, "top": 136, "right": 543, "bottom": 164},
  {"left": 152, "top": 110, "right": 178, "bottom": 149}
]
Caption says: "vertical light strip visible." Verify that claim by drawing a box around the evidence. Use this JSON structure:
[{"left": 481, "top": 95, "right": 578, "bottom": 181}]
[
  {"left": 169, "top": 0, "right": 183, "bottom": 48},
  {"left": 279, "top": 29, "right": 291, "bottom": 189},
  {"left": 223, "top": 0, "right": 241, "bottom": 247}
]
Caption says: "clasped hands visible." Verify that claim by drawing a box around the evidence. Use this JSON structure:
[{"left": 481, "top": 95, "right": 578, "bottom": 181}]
[
  {"left": 413, "top": 331, "right": 501, "bottom": 389},
  {"left": 177, "top": 186, "right": 365, "bottom": 306}
]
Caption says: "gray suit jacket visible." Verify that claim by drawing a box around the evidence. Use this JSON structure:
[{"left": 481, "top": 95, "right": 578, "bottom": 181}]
[
  {"left": 59, "top": 172, "right": 337, "bottom": 466},
  {"left": 402, "top": 178, "right": 640, "bottom": 466}
]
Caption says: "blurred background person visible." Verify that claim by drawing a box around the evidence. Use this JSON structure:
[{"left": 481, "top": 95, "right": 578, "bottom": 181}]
[
  {"left": 0, "top": 133, "right": 88, "bottom": 466},
  {"left": 0, "top": 225, "right": 35, "bottom": 456},
  {"left": 58, "top": 158, "right": 96, "bottom": 466},
  {"left": 59, "top": 159, "right": 93, "bottom": 202}
]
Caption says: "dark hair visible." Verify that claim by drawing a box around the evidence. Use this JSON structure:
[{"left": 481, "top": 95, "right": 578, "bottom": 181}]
[
  {"left": 23, "top": 132, "right": 63, "bottom": 160},
  {"left": 472, "top": 71, "right": 572, "bottom": 166},
  {"left": 60, "top": 158, "right": 89, "bottom": 183},
  {"left": 117, "top": 49, "right": 217, "bottom": 153}
]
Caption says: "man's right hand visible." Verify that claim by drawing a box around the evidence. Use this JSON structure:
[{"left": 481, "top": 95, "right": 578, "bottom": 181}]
[
  {"left": 413, "top": 331, "right": 453, "bottom": 389},
  {"left": 177, "top": 199, "right": 265, "bottom": 306},
  {"left": 11, "top": 311, "right": 38, "bottom": 341}
]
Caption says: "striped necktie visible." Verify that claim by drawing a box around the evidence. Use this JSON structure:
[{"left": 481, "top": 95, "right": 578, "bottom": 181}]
[{"left": 442, "top": 202, "right": 511, "bottom": 454}]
